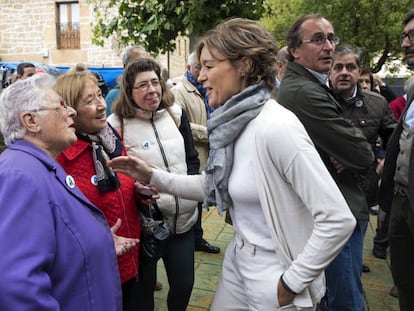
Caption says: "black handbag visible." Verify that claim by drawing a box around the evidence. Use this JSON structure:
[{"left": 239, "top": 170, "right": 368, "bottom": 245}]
[{"left": 139, "top": 202, "right": 170, "bottom": 263}]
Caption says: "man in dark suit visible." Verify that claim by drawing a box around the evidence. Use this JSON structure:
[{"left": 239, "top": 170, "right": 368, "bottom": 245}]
[
  {"left": 277, "top": 13, "right": 374, "bottom": 311},
  {"left": 378, "top": 8, "right": 414, "bottom": 311}
]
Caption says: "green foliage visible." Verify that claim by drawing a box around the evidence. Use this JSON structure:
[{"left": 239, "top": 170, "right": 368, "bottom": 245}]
[
  {"left": 262, "top": 0, "right": 412, "bottom": 73},
  {"left": 87, "top": 0, "right": 265, "bottom": 55},
  {"left": 260, "top": 0, "right": 302, "bottom": 49}
]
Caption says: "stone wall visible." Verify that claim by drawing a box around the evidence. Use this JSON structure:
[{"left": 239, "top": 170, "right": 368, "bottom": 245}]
[{"left": 0, "top": 0, "right": 188, "bottom": 79}]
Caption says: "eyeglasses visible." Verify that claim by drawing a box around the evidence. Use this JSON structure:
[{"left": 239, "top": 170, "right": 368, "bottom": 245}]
[
  {"left": 132, "top": 79, "right": 161, "bottom": 92},
  {"left": 301, "top": 35, "right": 340, "bottom": 46},
  {"left": 399, "top": 29, "right": 414, "bottom": 44},
  {"left": 33, "top": 100, "right": 68, "bottom": 112}
]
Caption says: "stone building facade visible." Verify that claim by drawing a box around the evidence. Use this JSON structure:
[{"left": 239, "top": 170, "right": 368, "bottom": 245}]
[{"left": 0, "top": 0, "right": 189, "bottom": 79}]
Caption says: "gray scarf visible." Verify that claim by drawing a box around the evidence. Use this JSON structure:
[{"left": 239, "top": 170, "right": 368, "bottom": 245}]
[{"left": 205, "top": 81, "right": 270, "bottom": 213}]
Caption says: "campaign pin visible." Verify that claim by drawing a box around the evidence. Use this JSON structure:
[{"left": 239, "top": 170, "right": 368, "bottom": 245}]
[
  {"left": 66, "top": 175, "right": 75, "bottom": 188},
  {"left": 142, "top": 141, "right": 150, "bottom": 149}
]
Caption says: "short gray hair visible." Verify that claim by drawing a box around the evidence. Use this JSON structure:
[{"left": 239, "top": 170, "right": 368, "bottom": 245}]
[
  {"left": 276, "top": 46, "right": 289, "bottom": 62},
  {"left": 333, "top": 45, "right": 363, "bottom": 67},
  {"left": 0, "top": 73, "right": 54, "bottom": 145},
  {"left": 121, "top": 45, "right": 147, "bottom": 65},
  {"left": 187, "top": 52, "right": 196, "bottom": 66}
]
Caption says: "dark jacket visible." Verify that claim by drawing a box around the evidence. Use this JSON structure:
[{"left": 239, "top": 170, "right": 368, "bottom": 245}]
[
  {"left": 277, "top": 62, "right": 374, "bottom": 220},
  {"left": 379, "top": 88, "right": 414, "bottom": 213},
  {"left": 334, "top": 85, "right": 397, "bottom": 206}
]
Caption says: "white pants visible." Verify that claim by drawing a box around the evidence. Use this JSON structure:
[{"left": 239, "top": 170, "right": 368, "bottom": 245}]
[{"left": 210, "top": 234, "right": 316, "bottom": 311}]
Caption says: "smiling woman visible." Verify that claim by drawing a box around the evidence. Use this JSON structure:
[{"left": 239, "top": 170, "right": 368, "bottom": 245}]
[
  {"left": 53, "top": 71, "right": 144, "bottom": 311},
  {"left": 107, "top": 58, "right": 200, "bottom": 311},
  {"left": 106, "top": 17, "right": 357, "bottom": 311}
]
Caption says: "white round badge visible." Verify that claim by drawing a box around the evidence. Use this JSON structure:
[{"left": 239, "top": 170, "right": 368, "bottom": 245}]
[{"left": 66, "top": 175, "right": 76, "bottom": 188}]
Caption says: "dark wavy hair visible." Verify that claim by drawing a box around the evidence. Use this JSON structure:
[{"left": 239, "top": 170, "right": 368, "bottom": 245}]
[
  {"left": 403, "top": 8, "right": 414, "bottom": 26},
  {"left": 112, "top": 58, "right": 174, "bottom": 118}
]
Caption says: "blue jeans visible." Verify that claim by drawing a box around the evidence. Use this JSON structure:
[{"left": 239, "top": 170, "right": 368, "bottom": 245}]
[{"left": 325, "top": 220, "right": 367, "bottom": 311}]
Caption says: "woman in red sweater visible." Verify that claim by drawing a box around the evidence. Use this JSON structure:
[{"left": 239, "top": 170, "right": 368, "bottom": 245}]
[{"left": 54, "top": 71, "right": 148, "bottom": 311}]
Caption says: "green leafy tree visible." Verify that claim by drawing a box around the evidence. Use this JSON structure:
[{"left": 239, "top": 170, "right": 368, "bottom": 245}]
[
  {"left": 262, "top": 0, "right": 411, "bottom": 73},
  {"left": 88, "top": 0, "right": 265, "bottom": 55},
  {"left": 260, "top": 0, "right": 301, "bottom": 49}
]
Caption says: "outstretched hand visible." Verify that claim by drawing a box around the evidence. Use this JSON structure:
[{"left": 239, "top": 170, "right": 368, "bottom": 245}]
[
  {"left": 111, "top": 219, "right": 139, "bottom": 256},
  {"left": 107, "top": 155, "right": 153, "bottom": 184}
]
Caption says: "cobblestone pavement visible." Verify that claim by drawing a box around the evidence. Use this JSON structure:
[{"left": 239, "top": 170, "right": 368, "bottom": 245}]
[{"left": 154, "top": 207, "right": 399, "bottom": 311}]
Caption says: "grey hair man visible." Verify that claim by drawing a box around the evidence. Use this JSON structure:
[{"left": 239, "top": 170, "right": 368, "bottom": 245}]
[
  {"left": 105, "top": 45, "right": 150, "bottom": 115},
  {"left": 171, "top": 52, "right": 220, "bottom": 254},
  {"left": 275, "top": 46, "right": 289, "bottom": 90}
]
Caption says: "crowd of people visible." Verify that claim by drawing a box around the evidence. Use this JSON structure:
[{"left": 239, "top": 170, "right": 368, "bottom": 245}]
[{"left": 0, "top": 7, "right": 414, "bottom": 311}]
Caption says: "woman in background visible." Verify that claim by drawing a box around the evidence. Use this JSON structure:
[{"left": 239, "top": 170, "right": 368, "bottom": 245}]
[{"left": 108, "top": 58, "right": 200, "bottom": 311}]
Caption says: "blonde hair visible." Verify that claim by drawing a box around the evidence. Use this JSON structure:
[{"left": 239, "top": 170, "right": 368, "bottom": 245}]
[{"left": 54, "top": 71, "right": 97, "bottom": 110}]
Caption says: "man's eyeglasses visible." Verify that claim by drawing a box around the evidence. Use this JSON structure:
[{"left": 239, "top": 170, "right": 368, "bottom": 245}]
[
  {"left": 133, "top": 79, "right": 161, "bottom": 92},
  {"left": 399, "top": 29, "right": 414, "bottom": 44},
  {"left": 301, "top": 35, "right": 340, "bottom": 46},
  {"left": 33, "top": 100, "right": 68, "bottom": 112}
]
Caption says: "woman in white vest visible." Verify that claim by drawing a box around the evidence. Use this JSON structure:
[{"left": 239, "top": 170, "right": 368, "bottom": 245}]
[{"left": 108, "top": 58, "right": 199, "bottom": 311}]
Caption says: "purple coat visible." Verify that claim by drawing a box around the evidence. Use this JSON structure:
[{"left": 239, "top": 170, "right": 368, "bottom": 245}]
[{"left": 0, "top": 140, "right": 122, "bottom": 310}]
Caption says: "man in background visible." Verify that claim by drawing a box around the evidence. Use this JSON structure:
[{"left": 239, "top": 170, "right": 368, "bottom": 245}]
[
  {"left": 16, "top": 62, "right": 36, "bottom": 80},
  {"left": 277, "top": 14, "right": 374, "bottom": 310},
  {"left": 379, "top": 9, "right": 414, "bottom": 310},
  {"left": 329, "top": 44, "right": 396, "bottom": 275},
  {"left": 105, "top": 45, "right": 149, "bottom": 115},
  {"left": 171, "top": 52, "right": 220, "bottom": 254},
  {"left": 275, "top": 46, "right": 289, "bottom": 90}
]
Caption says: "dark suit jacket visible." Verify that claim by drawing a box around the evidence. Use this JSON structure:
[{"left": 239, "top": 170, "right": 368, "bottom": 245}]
[
  {"left": 379, "top": 87, "right": 414, "bottom": 212},
  {"left": 278, "top": 62, "right": 375, "bottom": 220}
]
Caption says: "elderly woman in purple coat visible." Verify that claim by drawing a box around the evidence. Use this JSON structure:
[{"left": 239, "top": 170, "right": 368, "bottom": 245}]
[{"left": 0, "top": 73, "right": 138, "bottom": 310}]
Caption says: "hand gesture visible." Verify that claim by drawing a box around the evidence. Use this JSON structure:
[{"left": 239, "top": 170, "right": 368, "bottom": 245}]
[
  {"left": 107, "top": 155, "right": 153, "bottom": 184},
  {"left": 111, "top": 218, "right": 139, "bottom": 256}
]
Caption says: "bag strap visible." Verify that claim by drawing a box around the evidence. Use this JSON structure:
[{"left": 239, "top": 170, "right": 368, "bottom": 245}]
[
  {"left": 139, "top": 201, "right": 163, "bottom": 219},
  {"left": 120, "top": 115, "right": 124, "bottom": 139}
]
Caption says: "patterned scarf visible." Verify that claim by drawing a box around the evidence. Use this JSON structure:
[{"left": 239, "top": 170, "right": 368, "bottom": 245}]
[
  {"left": 77, "top": 123, "right": 122, "bottom": 192},
  {"left": 185, "top": 70, "right": 214, "bottom": 119},
  {"left": 205, "top": 81, "right": 270, "bottom": 213}
]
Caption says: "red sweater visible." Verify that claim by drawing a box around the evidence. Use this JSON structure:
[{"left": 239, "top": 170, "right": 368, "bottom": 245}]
[
  {"left": 389, "top": 95, "right": 406, "bottom": 121},
  {"left": 57, "top": 139, "right": 140, "bottom": 283}
]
